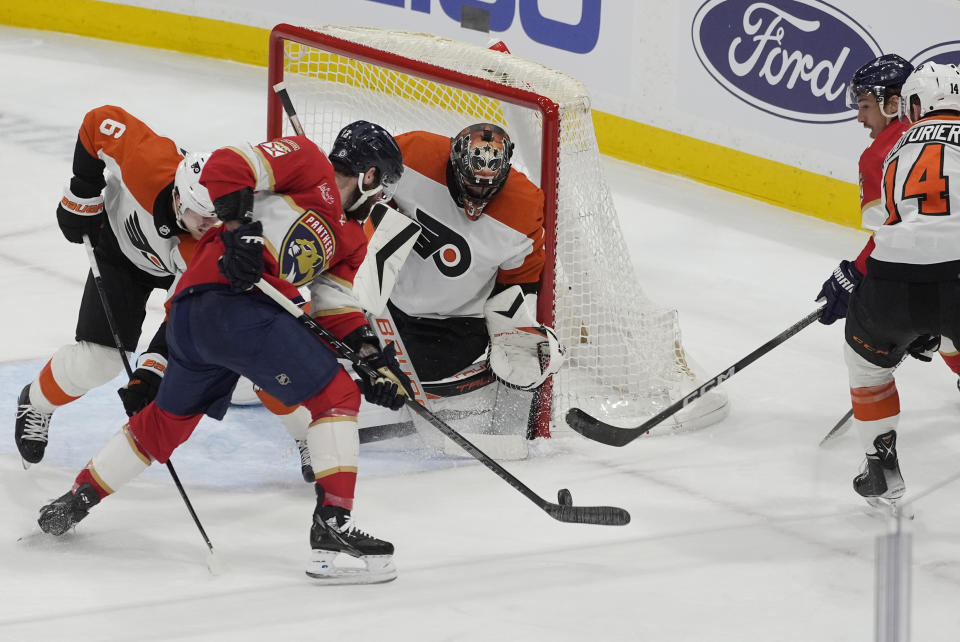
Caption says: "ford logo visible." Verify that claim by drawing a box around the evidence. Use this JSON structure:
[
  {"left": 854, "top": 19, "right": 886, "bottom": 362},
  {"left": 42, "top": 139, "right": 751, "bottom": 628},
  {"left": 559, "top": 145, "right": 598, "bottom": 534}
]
[
  {"left": 692, "top": 0, "right": 881, "bottom": 123},
  {"left": 910, "top": 41, "right": 960, "bottom": 67}
]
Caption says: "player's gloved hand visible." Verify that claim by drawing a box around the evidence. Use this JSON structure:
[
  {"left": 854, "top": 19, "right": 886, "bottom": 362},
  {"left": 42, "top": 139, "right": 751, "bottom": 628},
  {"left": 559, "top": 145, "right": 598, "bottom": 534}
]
[
  {"left": 906, "top": 334, "right": 940, "bottom": 362},
  {"left": 57, "top": 183, "right": 105, "bottom": 245},
  {"left": 218, "top": 220, "right": 264, "bottom": 292},
  {"left": 815, "top": 260, "right": 862, "bottom": 325},
  {"left": 357, "top": 343, "right": 414, "bottom": 411},
  {"left": 212, "top": 186, "right": 254, "bottom": 223},
  {"left": 117, "top": 353, "right": 167, "bottom": 417}
]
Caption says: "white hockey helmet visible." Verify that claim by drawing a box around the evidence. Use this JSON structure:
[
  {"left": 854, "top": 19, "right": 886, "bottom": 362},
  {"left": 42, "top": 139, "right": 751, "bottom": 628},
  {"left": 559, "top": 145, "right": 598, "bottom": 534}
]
[
  {"left": 899, "top": 62, "right": 960, "bottom": 123},
  {"left": 173, "top": 151, "right": 215, "bottom": 227}
]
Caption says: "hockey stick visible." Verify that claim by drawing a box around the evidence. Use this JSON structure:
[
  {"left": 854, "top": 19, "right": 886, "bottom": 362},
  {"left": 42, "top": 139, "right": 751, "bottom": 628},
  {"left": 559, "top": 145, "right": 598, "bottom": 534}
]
[
  {"left": 82, "top": 236, "right": 219, "bottom": 568},
  {"left": 256, "top": 278, "right": 629, "bottom": 526},
  {"left": 273, "top": 82, "right": 305, "bottom": 136},
  {"left": 818, "top": 408, "right": 854, "bottom": 447},
  {"left": 359, "top": 421, "right": 416, "bottom": 444},
  {"left": 566, "top": 305, "right": 826, "bottom": 447}
]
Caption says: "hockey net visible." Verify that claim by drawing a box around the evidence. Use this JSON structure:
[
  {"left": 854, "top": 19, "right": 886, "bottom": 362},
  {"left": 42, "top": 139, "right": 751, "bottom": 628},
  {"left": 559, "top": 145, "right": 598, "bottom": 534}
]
[{"left": 266, "top": 24, "right": 728, "bottom": 437}]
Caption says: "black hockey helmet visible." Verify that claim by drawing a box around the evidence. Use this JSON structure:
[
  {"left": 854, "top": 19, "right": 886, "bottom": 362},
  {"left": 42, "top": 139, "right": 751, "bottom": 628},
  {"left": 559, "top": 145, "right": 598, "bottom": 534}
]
[
  {"left": 846, "top": 54, "right": 914, "bottom": 110},
  {"left": 329, "top": 120, "right": 404, "bottom": 211},
  {"left": 450, "top": 123, "right": 514, "bottom": 220}
]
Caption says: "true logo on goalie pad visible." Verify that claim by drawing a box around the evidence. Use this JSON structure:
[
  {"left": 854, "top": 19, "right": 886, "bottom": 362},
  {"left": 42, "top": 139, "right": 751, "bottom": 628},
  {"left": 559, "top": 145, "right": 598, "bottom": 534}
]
[{"left": 279, "top": 211, "right": 336, "bottom": 286}]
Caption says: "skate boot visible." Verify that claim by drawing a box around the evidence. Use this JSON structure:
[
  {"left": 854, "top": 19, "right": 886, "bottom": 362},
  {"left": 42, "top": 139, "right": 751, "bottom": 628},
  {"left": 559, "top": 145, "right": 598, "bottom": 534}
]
[
  {"left": 296, "top": 439, "right": 314, "bottom": 483},
  {"left": 38, "top": 483, "right": 101, "bottom": 536},
  {"left": 306, "top": 488, "right": 396, "bottom": 585},
  {"left": 15, "top": 384, "right": 53, "bottom": 467},
  {"left": 853, "top": 430, "right": 905, "bottom": 507}
]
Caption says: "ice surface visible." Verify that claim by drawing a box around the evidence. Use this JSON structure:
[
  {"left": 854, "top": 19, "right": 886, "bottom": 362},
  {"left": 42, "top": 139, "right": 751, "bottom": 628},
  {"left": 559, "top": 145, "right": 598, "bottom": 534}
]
[{"left": 1, "top": 25, "right": 959, "bottom": 642}]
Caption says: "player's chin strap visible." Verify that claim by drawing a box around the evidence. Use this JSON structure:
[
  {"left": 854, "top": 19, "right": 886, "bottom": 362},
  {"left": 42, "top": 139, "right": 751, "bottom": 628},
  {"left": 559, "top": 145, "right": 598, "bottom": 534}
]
[
  {"left": 345, "top": 174, "right": 381, "bottom": 212},
  {"left": 254, "top": 277, "right": 628, "bottom": 527}
]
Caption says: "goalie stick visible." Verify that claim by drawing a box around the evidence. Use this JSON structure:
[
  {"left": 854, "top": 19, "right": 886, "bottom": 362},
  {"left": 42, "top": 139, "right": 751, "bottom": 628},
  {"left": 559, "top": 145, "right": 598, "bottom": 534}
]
[
  {"left": 566, "top": 305, "right": 826, "bottom": 447},
  {"left": 256, "top": 278, "right": 629, "bottom": 526},
  {"left": 83, "top": 236, "right": 219, "bottom": 572}
]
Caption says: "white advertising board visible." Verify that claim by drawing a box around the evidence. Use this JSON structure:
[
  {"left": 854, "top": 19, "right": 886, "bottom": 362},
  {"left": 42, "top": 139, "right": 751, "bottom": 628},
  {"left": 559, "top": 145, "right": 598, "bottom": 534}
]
[{"left": 96, "top": 1, "right": 960, "bottom": 184}]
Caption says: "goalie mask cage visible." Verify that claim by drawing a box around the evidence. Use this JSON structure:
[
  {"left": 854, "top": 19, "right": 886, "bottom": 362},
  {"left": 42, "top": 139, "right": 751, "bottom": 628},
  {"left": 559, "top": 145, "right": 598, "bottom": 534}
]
[{"left": 267, "top": 24, "right": 728, "bottom": 437}]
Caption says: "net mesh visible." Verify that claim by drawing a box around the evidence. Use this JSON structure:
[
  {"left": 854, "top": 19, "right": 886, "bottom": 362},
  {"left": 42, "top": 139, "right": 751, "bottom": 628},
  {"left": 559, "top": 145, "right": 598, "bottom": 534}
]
[{"left": 272, "top": 25, "right": 727, "bottom": 433}]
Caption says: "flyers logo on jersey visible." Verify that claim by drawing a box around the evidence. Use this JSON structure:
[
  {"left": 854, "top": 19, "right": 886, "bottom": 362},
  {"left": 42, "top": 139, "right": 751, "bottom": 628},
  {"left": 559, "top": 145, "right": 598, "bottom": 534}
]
[
  {"left": 413, "top": 209, "right": 471, "bottom": 278},
  {"left": 279, "top": 211, "right": 336, "bottom": 286},
  {"left": 259, "top": 138, "right": 301, "bottom": 158}
]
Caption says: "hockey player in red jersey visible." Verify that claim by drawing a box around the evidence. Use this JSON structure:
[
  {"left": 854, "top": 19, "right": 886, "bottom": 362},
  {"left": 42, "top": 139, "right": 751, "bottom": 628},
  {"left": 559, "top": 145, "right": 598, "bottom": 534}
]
[
  {"left": 357, "top": 123, "right": 563, "bottom": 459},
  {"left": 816, "top": 55, "right": 960, "bottom": 378},
  {"left": 840, "top": 62, "right": 960, "bottom": 505},
  {"left": 36, "top": 122, "right": 413, "bottom": 584},
  {"left": 14, "top": 105, "right": 219, "bottom": 468}
]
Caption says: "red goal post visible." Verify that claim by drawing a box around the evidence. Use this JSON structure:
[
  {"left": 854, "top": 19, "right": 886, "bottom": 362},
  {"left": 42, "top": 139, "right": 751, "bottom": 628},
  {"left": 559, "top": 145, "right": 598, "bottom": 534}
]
[{"left": 265, "top": 24, "right": 728, "bottom": 437}]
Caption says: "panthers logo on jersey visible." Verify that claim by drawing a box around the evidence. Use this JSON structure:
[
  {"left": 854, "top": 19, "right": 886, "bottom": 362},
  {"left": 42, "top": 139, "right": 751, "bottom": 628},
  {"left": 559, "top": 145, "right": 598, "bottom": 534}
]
[{"left": 279, "top": 211, "right": 337, "bottom": 286}]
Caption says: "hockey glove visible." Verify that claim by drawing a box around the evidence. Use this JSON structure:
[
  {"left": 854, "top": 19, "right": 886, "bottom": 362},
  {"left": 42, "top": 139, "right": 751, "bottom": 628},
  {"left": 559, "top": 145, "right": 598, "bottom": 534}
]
[
  {"left": 358, "top": 342, "right": 414, "bottom": 411},
  {"left": 117, "top": 353, "right": 166, "bottom": 417},
  {"left": 57, "top": 183, "right": 105, "bottom": 245},
  {"left": 484, "top": 285, "right": 565, "bottom": 390},
  {"left": 213, "top": 186, "right": 254, "bottom": 223},
  {"left": 906, "top": 334, "right": 940, "bottom": 362},
  {"left": 218, "top": 221, "right": 264, "bottom": 292},
  {"left": 815, "top": 260, "right": 862, "bottom": 325}
]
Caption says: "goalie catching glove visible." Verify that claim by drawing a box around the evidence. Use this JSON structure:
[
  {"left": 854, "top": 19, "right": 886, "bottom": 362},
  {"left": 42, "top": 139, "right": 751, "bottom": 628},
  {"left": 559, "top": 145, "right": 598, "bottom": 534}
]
[
  {"left": 484, "top": 285, "right": 565, "bottom": 391},
  {"left": 345, "top": 326, "right": 415, "bottom": 410},
  {"left": 117, "top": 352, "right": 167, "bottom": 417}
]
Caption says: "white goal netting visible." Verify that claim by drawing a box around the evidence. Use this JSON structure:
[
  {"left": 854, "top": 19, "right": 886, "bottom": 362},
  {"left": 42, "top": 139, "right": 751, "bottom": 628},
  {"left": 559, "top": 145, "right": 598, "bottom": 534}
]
[{"left": 268, "top": 24, "right": 728, "bottom": 435}]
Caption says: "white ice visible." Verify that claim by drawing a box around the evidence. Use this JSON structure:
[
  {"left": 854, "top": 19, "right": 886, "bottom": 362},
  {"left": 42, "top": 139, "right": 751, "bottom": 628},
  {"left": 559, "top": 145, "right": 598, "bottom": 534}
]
[{"left": 1, "top": 26, "right": 959, "bottom": 642}]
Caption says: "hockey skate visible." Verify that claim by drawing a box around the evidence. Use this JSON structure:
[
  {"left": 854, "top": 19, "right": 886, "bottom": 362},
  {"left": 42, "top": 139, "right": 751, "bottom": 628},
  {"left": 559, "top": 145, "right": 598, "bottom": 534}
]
[
  {"left": 853, "top": 430, "right": 905, "bottom": 509},
  {"left": 37, "top": 483, "right": 101, "bottom": 536},
  {"left": 306, "top": 503, "right": 396, "bottom": 585},
  {"left": 296, "top": 439, "right": 314, "bottom": 483},
  {"left": 15, "top": 384, "right": 53, "bottom": 468}
]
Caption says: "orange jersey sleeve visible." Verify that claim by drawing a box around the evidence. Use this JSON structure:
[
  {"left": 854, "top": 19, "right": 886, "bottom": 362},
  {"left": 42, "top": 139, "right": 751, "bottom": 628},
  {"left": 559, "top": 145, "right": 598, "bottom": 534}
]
[{"left": 77, "top": 105, "right": 181, "bottom": 214}]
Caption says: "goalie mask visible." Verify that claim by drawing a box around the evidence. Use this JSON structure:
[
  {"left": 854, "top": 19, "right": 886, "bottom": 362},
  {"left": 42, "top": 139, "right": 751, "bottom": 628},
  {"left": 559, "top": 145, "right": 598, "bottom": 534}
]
[
  {"left": 330, "top": 120, "right": 404, "bottom": 217},
  {"left": 899, "top": 62, "right": 960, "bottom": 123},
  {"left": 450, "top": 123, "right": 514, "bottom": 221},
  {"left": 846, "top": 54, "right": 913, "bottom": 117},
  {"left": 173, "top": 151, "right": 217, "bottom": 239}
]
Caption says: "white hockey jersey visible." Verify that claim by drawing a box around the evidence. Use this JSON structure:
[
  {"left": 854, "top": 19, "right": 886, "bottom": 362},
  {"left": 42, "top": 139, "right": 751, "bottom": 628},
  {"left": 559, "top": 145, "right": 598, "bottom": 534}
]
[
  {"left": 872, "top": 115, "right": 960, "bottom": 275},
  {"left": 78, "top": 105, "right": 197, "bottom": 279},
  {"left": 389, "top": 131, "right": 545, "bottom": 319}
]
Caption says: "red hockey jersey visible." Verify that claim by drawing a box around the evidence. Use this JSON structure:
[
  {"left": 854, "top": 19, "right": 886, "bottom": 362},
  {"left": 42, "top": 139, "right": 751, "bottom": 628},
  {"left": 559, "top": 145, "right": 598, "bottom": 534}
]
[{"left": 175, "top": 136, "right": 369, "bottom": 339}]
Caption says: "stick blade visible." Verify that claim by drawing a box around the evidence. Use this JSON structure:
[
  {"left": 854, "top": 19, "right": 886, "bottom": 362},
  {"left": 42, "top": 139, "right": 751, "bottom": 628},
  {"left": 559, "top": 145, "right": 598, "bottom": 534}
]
[
  {"left": 818, "top": 409, "right": 854, "bottom": 447},
  {"left": 564, "top": 408, "right": 642, "bottom": 447},
  {"left": 542, "top": 502, "right": 631, "bottom": 526}
]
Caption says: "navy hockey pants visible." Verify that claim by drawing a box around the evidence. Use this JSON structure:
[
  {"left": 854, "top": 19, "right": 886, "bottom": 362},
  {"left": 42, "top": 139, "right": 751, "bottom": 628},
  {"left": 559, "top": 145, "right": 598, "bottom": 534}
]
[{"left": 155, "top": 288, "right": 342, "bottom": 419}]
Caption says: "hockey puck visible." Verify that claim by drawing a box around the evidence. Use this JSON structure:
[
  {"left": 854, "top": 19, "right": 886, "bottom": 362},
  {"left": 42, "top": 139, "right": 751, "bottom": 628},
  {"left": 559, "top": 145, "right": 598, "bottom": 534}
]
[{"left": 557, "top": 488, "right": 573, "bottom": 506}]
